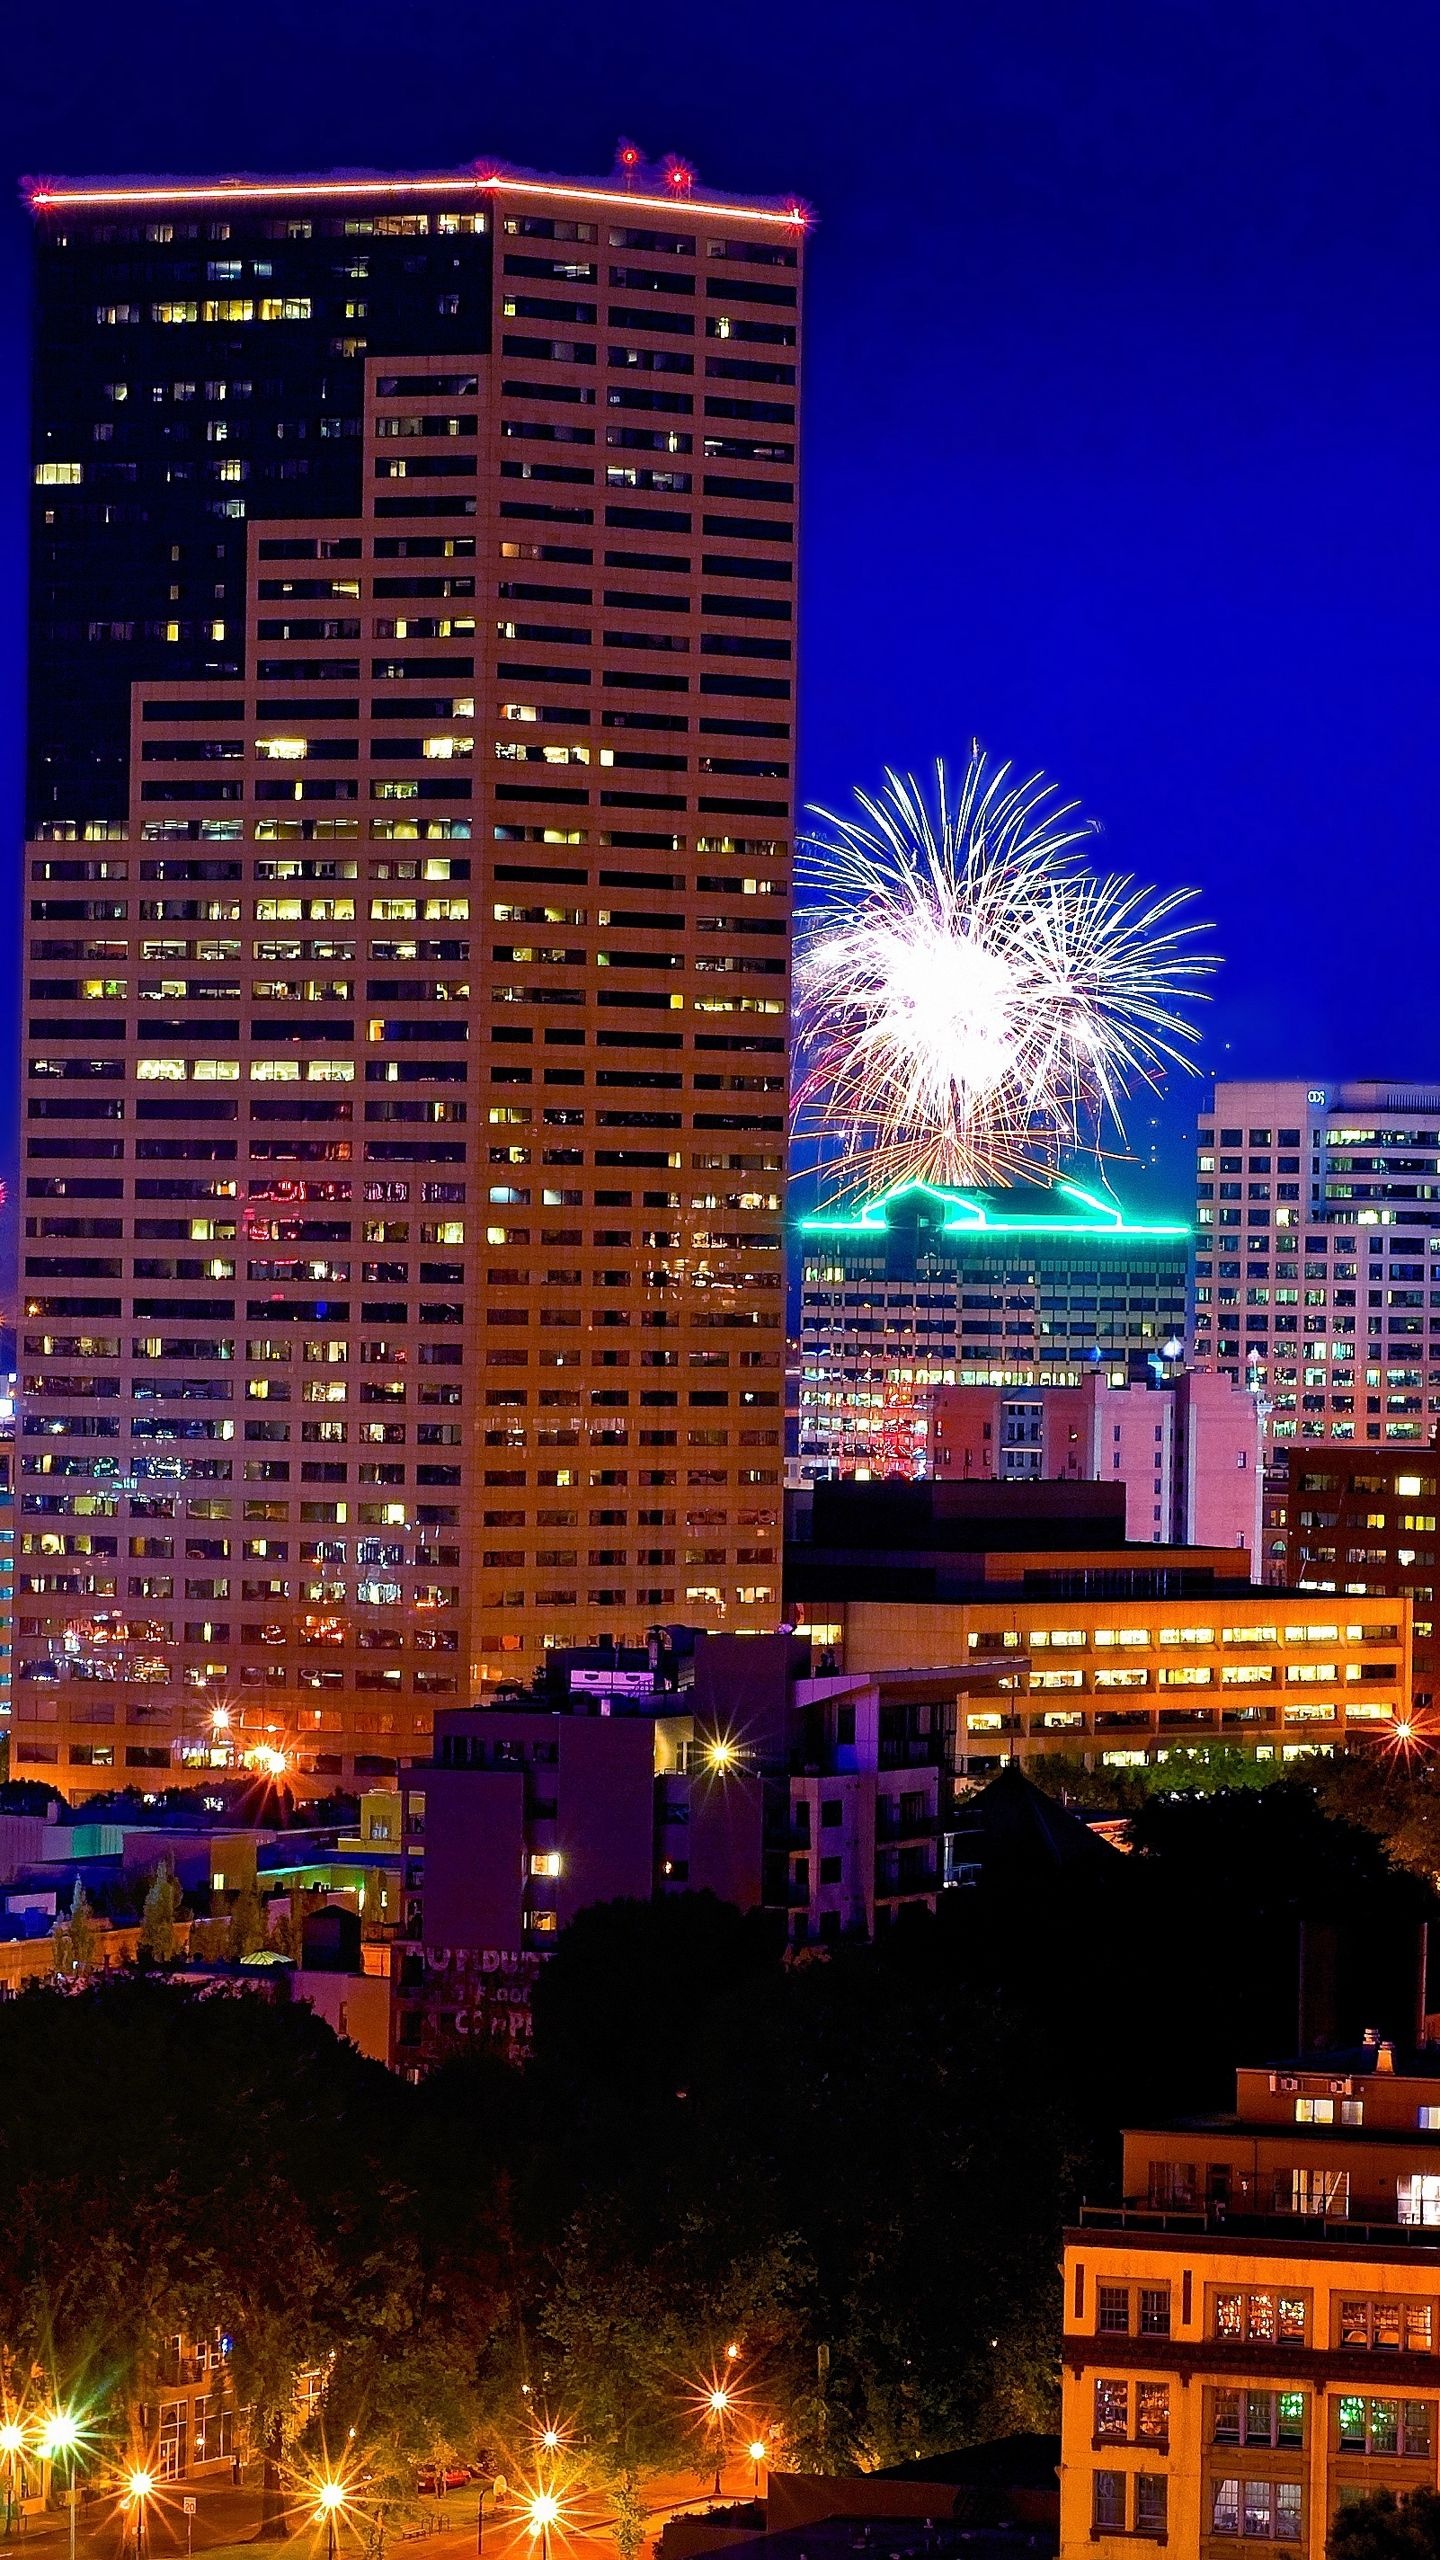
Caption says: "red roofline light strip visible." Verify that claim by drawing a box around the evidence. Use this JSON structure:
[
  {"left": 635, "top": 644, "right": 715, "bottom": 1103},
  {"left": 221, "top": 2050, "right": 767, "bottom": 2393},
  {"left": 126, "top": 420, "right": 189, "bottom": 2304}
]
[{"left": 26, "top": 167, "right": 809, "bottom": 228}]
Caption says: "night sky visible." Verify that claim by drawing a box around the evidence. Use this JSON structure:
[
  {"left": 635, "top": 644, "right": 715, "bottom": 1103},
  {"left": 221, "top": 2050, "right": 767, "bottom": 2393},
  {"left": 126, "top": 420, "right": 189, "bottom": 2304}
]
[{"left": 4, "top": 0, "right": 1440, "bottom": 1242}]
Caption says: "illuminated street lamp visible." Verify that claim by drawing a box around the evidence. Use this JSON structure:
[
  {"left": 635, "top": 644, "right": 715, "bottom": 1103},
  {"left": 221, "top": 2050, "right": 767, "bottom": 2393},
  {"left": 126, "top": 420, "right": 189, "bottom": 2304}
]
[
  {"left": 126, "top": 2469, "right": 155, "bottom": 2560},
  {"left": 40, "top": 2412, "right": 82, "bottom": 2560},
  {"left": 0, "top": 2423, "right": 26, "bottom": 2540},
  {"left": 316, "top": 2479, "right": 347, "bottom": 2560},
  {"left": 687, "top": 2355, "right": 754, "bottom": 2503},
  {"left": 706, "top": 2390, "right": 731, "bottom": 2497},
  {"left": 527, "top": 2490, "right": 560, "bottom": 2560},
  {"left": 747, "top": 2443, "right": 768, "bottom": 2497}
]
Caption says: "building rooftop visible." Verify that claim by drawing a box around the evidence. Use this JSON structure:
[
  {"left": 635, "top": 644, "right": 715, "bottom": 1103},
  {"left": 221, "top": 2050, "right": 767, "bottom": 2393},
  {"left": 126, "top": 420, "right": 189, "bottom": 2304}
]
[
  {"left": 795, "top": 1478, "right": 1129, "bottom": 1554},
  {"left": 25, "top": 154, "right": 809, "bottom": 226},
  {"left": 799, "top": 1176, "right": 1189, "bottom": 1241},
  {"left": 1254, "top": 2041, "right": 1440, "bottom": 2081},
  {"left": 951, "top": 1768, "right": 1119, "bottom": 1873}
]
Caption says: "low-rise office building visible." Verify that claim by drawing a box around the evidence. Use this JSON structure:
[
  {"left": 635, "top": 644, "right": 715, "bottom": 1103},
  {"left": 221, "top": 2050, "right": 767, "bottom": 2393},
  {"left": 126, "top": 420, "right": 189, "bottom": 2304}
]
[
  {"left": 137, "top": 2333, "right": 239, "bottom": 2482},
  {"left": 786, "top": 1481, "right": 1411, "bottom": 1777},
  {"left": 1062, "top": 2036, "right": 1440, "bottom": 2556}
]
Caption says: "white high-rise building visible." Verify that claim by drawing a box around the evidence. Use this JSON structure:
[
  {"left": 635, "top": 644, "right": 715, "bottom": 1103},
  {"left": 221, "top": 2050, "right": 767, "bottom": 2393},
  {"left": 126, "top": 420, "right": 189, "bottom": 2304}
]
[{"left": 1192, "top": 1079, "right": 1440, "bottom": 1447}]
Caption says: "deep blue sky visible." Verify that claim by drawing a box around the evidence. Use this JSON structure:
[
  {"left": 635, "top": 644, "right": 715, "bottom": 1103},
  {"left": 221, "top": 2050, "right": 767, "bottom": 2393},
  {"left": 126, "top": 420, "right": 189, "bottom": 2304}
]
[{"left": 4, "top": 0, "right": 1440, "bottom": 1231}]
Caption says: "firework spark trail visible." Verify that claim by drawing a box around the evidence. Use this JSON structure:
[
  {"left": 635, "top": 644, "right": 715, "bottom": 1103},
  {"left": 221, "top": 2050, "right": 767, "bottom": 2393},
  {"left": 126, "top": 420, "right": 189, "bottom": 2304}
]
[{"left": 793, "top": 752, "right": 1217, "bottom": 1194}]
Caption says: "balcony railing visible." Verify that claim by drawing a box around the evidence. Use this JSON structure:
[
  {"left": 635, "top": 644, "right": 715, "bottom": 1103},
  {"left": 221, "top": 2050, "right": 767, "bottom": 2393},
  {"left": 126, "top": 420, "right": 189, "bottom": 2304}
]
[
  {"left": 1077, "top": 2199, "right": 1440, "bottom": 2245},
  {"left": 875, "top": 1811, "right": 940, "bottom": 1843}
]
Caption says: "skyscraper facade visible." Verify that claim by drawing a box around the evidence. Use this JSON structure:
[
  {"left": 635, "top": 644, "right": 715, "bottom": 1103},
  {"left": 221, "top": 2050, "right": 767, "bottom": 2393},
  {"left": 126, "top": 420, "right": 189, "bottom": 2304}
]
[
  {"left": 18, "top": 156, "right": 802, "bottom": 1797},
  {"left": 1192, "top": 1079, "right": 1440, "bottom": 1448},
  {"left": 795, "top": 1179, "right": 1190, "bottom": 1482}
]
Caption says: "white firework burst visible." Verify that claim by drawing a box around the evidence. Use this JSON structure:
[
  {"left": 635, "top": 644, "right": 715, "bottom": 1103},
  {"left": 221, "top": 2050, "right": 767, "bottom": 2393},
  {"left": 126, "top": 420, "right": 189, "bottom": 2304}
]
[{"left": 793, "top": 752, "right": 1216, "bottom": 1193}]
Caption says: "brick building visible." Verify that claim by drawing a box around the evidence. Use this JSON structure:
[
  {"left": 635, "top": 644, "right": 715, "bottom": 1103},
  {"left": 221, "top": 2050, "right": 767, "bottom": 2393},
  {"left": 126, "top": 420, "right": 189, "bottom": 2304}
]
[{"left": 1286, "top": 1445, "right": 1440, "bottom": 1716}]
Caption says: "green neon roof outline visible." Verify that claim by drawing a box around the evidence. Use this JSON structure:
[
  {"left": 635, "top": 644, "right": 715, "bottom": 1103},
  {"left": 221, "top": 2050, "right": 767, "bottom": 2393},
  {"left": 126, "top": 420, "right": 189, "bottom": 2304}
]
[{"left": 797, "top": 1175, "right": 1191, "bottom": 1240}]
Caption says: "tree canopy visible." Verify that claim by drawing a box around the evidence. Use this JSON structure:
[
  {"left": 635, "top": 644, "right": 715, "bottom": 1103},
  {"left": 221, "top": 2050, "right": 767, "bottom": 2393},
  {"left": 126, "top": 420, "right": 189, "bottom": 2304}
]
[
  {"left": 1330, "top": 2486, "right": 1440, "bottom": 2557},
  {"left": 4, "top": 1772, "right": 1439, "bottom": 2497}
]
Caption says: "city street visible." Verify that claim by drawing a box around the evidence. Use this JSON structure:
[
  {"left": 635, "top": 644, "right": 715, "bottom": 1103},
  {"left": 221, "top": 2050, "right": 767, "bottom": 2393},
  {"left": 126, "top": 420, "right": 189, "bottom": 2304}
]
[{"left": 7, "top": 2467, "right": 753, "bottom": 2560}]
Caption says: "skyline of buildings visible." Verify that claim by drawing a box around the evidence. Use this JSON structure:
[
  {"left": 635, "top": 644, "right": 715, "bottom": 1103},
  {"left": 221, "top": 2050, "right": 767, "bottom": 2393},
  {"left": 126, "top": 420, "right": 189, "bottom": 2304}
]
[
  {"left": 6, "top": 71, "right": 1440, "bottom": 2560},
  {"left": 6, "top": 154, "right": 1440, "bottom": 1812},
  {"left": 16, "top": 154, "right": 802, "bottom": 1795}
]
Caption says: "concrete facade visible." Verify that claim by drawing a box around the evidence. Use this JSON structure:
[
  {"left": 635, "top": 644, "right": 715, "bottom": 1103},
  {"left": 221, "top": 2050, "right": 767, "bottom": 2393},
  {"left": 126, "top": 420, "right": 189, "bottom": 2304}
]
[
  {"left": 1193, "top": 1079, "right": 1440, "bottom": 1450},
  {"left": 18, "top": 158, "right": 803, "bottom": 1796},
  {"left": 789, "top": 1584, "right": 1411, "bottom": 1779}
]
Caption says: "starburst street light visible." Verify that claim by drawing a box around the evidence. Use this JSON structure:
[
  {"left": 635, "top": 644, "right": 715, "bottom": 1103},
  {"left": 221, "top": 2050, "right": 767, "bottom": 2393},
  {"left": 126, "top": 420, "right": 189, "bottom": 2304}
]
[
  {"left": 793, "top": 752, "right": 1215, "bottom": 1197},
  {"left": 526, "top": 2491, "right": 560, "bottom": 2560},
  {"left": 1381, "top": 1705, "right": 1439, "bottom": 1765},
  {"left": 0, "top": 2420, "right": 27, "bottom": 2541},
  {"left": 125, "top": 2470, "right": 155, "bottom": 2560},
  {"left": 687, "top": 2357, "right": 756, "bottom": 2500},
  {"left": 316, "top": 2478, "right": 348, "bottom": 2560},
  {"left": 40, "top": 2409, "right": 86, "bottom": 2560}
]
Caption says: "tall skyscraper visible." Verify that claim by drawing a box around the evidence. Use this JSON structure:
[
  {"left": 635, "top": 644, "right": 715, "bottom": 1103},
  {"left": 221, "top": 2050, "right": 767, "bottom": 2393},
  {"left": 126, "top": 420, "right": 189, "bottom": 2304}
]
[
  {"left": 1192, "top": 1079, "right": 1440, "bottom": 1447},
  {"left": 18, "top": 156, "right": 802, "bottom": 1798},
  {"left": 795, "top": 1178, "right": 1190, "bottom": 1482}
]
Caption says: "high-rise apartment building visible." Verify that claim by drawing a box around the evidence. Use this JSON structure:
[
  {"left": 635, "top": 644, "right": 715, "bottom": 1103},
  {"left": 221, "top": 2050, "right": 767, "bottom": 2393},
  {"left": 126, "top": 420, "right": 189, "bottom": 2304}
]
[
  {"left": 795, "top": 1178, "right": 1190, "bottom": 1482},
  {"left": 1193, "top": 1080, "right": 1440, "bottom": 1448},
  {"left": 18, "top": 155, "right": 802, "bottom": 1798}
]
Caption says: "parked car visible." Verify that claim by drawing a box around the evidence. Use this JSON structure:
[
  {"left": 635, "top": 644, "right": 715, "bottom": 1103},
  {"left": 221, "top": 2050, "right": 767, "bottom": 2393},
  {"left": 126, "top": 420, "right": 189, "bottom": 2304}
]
[{"left": 416, "top": 2465, "right": 474, "bottom": 2495}]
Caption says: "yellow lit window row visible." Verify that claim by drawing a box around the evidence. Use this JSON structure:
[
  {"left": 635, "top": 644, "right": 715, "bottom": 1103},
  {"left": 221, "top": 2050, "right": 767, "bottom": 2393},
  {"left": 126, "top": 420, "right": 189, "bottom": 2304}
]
[{"left": 152, "top": 297, "right": 312, "bottom": 324}]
